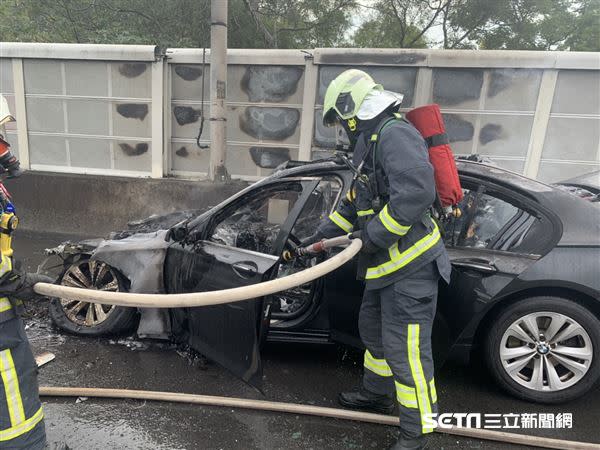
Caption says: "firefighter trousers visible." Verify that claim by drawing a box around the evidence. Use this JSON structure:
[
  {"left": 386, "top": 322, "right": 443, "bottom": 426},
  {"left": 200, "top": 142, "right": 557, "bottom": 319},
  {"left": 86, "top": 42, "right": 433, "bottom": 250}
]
[
  {"left": 359, "top": 262, "right": 439, "bottom": 438},
  {"left": 0, "top": 316, "right": 46, "bottom": 449}
]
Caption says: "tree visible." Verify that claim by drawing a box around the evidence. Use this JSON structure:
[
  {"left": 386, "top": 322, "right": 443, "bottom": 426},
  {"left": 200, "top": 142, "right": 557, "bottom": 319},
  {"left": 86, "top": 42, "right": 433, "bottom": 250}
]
[
  {"left": 239, "top": 0, "right": 355, "bottom": 48},
  {"left": 351, "top": 0, "right": 600, "bottom": 51},
  {"left": 0, "top": 0, "right": 597, "bottom": 51},
  {"left": 352, "top": 0, "right": 443, "bottom": 48},
  {"left": 0, "top": 0, "right": 355, "bottom": 49},
  {"left": 469, "top": 0, "right": 592, "bottom": 51}
]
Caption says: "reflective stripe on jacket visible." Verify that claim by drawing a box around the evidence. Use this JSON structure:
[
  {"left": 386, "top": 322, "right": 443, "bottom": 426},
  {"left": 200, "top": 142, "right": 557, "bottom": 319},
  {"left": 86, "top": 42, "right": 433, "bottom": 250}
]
[
  {"left": 0, "top": 318, "right": 45, "bottom": 444},
  {"left": 0, "top": 256, "right": 20, "bottom": 324}
]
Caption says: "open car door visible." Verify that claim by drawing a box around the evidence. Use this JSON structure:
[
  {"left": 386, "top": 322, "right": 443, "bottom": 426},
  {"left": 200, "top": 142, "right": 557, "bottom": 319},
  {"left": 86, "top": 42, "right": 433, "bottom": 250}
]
[{"left": 164, "top": 178, "right": 320, "bottom": 388}]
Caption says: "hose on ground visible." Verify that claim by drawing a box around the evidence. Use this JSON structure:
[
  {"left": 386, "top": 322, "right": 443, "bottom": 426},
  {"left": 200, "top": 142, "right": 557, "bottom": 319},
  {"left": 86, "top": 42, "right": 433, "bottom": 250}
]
[
  {"left": 32, "top": 239, "right": 362, "bottom": 308},
  {"left": 39, "top": 386, "right": 596, "bottom": 450}
]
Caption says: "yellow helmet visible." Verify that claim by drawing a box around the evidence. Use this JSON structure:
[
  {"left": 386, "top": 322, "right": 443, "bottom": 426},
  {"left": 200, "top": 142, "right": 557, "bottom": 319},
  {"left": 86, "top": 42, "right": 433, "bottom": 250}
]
[{"left": 322, "top": 69, "right": 382, "bottom": 126}]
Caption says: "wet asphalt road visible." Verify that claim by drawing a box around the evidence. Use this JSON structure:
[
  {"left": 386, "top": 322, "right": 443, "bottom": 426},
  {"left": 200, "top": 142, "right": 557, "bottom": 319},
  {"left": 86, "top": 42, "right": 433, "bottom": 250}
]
[{"left": 14, "top": 231, "right": 600, "bottom": 450}]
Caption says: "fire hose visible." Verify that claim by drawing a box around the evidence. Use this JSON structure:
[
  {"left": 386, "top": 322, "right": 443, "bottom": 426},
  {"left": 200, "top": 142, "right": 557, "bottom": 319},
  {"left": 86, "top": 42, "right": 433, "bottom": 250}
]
[
  {"left": 33, "top": 236, "right": 362, "bottom": 307},
  {"left": 38, "top": 387, "right": 596, "bottom": 449},
  {"left": 31, "top": 236, "right": 598, "bottom": 448}
]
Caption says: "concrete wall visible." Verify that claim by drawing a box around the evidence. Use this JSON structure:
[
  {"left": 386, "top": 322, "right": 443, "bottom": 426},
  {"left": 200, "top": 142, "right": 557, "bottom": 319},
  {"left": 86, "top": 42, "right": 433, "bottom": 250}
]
[
  {"left": 9, "top": 171, "right": 246, "bottom": 236},
  {"left": 1, "top": 43, "right": 599, "bottom": 184}
]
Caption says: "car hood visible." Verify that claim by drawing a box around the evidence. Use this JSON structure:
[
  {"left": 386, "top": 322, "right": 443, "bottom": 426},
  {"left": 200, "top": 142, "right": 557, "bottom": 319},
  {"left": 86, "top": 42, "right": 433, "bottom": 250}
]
[{"left": 110, "top": 209, "right": 207, "bottom": 240}]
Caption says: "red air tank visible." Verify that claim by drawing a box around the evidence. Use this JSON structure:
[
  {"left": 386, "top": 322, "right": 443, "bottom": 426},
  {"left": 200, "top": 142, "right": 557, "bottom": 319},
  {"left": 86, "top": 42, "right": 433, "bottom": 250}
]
[{"left": 405, "top": 104, "right": 463, "bottom": 209}]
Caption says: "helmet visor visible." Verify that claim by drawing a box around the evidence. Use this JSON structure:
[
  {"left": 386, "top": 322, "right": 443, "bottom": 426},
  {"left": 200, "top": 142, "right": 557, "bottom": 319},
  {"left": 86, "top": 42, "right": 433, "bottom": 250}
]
[
  {"left": 323, "top": 107, "right": 339, "bottom": 127},
  {"left": 356, "top": 90, "right": 404, "bottom": 121}
]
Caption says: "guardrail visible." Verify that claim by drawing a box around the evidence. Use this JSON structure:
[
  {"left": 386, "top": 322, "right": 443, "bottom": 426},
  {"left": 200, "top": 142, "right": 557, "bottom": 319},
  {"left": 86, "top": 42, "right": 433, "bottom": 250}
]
[{"left": 1, "top": 43, "right": 598, "bottom": 183}]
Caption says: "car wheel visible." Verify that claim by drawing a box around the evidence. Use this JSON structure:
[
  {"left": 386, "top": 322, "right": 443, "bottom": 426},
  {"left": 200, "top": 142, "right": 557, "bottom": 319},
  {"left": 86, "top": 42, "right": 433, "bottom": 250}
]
[
  {"left": 485, "top": 296, "right": 600, "bottom": 404},
  {"left": 48, "top": 258, "right": 138, "bottom": 336}
]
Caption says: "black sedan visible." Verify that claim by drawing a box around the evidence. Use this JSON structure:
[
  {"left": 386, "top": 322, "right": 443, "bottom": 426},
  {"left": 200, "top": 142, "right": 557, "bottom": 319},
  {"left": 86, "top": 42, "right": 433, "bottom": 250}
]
[{"left": 45, "top": 159, "right": 600, "bottom": 404}]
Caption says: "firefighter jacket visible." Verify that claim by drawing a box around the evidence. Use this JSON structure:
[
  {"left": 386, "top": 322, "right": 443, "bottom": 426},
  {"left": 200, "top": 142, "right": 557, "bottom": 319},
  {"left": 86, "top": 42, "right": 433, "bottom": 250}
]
[{"left": 318, "top": 115, "right": 451, "bottom": 290}]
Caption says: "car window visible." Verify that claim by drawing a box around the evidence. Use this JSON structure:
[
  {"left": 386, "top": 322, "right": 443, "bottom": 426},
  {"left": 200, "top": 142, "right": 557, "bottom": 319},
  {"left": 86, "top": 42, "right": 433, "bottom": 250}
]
[
  {"left": 445, "top": 186, "right": 534, "bottom": 251},
  {"left": 289, "top": 176, "right": 343, "bottom": 241},
  {"left": 209, "top": 182, "right": 305, "bottom": 254}
]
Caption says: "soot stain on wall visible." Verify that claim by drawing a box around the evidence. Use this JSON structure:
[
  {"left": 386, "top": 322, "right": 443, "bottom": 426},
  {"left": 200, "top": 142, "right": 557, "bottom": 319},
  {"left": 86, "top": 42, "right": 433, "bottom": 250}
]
[
  {"left": 118, "top": 63, "right": 147, "bottom": 78},
  {"left": 433, "top": 69, "right": 483, "bottom": 106},
  {"left": 479, "top": 123, "right": 504, "bottom": 144},
  {"left": 173, "top": 106, "right": 201, "bottom": 126},
  {"left": 119, "top": 143, "right": 148, "bottom": 156},
  {"left": 443, "top": 114, "right": 474, "bottom": 142},
  {"left": 175, "top": 65, "right": 203, "bottom": 81},
  {"left": 176, "top": 146, "right": 189, "bottom": 157},
  {"left": 117, "top": 104, "right": 148, "bottom": 120},
  {"left": 240, "top": 107, "right": 300, "bottom": 140},
  {"left": 249, "top": 147, "right": 291, "bottom": 168},
  {"left": 318, "top": 52, "right": 426, "bottom": 66},
  {"left": 241, "top": 66, "right": 304, "bottom": 102}
]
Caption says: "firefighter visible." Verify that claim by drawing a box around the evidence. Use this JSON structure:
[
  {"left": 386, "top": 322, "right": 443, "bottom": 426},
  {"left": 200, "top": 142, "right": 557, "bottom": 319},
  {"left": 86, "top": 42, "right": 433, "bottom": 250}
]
[
  {"left": 308, "top": 70, "right": 451, "bottom": 449},
  {"left": 0, "top": 97, "right": 49, "bottom": 449}
]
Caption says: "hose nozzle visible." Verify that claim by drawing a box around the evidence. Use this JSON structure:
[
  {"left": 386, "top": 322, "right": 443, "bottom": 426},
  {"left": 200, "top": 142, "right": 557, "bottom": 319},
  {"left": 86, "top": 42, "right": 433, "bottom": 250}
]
[{"left": 282, "top": 235, "right": 353, "bottom": 261}]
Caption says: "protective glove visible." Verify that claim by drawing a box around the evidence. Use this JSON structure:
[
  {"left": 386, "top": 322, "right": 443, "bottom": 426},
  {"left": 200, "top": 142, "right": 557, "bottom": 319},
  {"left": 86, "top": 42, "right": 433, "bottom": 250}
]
[
  {"left": 0, "top": 270, "right": 54, "bottom": 301},
  {"left": 350, "top": 229, "right": 380, "bottom": 254}
]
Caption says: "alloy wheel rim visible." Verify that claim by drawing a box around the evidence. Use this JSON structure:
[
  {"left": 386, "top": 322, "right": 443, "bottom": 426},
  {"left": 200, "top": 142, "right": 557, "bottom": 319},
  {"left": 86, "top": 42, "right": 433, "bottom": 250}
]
[
  {"left": 500, "top": 311, "right": 593, "bottom": 392},
  {"left": 59, "top": 260, "right": 119, "bottom": 327}
]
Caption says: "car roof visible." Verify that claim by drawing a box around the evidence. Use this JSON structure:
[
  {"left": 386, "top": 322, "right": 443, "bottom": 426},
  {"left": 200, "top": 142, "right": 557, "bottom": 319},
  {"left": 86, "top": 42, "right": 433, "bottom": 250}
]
[{"left": 275, "top": 159, "right": 599, "bottom": 246}]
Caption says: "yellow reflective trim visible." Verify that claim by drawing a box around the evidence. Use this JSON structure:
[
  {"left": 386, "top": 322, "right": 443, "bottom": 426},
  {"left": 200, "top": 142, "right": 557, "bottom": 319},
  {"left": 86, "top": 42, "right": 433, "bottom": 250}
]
[
  {"left": 0, "top": 255, "right": 12, "bottom": 277},
  {"left": 430, "top": 378, "right": 438, "bottom": 404},
  {"left": 366, "top": 221, "right": 441, "bottom": 280},
  {"left": 0, "top": 349, "right": 26, "bottom": 426},
  {"left": 370, "top": 133, "right": 378, "bottom": 142},
  {"left": 0, "top": 297, "right": 11, "bottom": 313},
  {"left": 364, "top": 350, "right": 393, "bottom": 377},
  {"left": 395, "top": 381, "right": 418, "bottom": 408},
  {"left": 408, "top": 324, "right": 434, "bottom": 434},
  {"left": 0, "top": 406, "right": 44, "bottom": 442},
  {"left": 357, "top": 209, "right": 375, "bottom": 217},
  {"left": 329, "top": 211, "right": 353, "bottom": 233},
  {"left": 379, "top": 205, "right": 410, "bottom": 236}
]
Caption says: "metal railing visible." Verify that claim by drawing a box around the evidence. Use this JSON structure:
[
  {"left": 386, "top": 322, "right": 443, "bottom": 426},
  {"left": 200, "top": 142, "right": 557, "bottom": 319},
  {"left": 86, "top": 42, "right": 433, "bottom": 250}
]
[{"left": 1, "top": 43, "right": 598, "bottom": 183}]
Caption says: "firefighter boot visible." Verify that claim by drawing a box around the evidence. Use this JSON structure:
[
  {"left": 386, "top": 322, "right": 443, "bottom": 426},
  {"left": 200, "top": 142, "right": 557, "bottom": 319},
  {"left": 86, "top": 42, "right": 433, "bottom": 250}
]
[{"left": 338, "top": 386, "right": 395, "bottom": 415}]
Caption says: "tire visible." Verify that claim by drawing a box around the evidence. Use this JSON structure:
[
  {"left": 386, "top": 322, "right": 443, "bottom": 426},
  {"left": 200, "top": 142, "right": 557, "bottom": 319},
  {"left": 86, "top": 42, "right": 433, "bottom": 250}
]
[
  {"left": 485, "top": 296, "right": 600, "bottom": 404},
  {"left": 48, "top": 258, "right": 138, "bottom": 336}
]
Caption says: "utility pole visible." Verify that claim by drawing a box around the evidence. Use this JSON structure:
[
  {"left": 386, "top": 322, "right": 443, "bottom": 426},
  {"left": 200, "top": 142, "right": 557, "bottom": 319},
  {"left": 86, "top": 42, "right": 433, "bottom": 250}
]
[{"left": 209, "top": 0, "right": 229, "bottom": 181}]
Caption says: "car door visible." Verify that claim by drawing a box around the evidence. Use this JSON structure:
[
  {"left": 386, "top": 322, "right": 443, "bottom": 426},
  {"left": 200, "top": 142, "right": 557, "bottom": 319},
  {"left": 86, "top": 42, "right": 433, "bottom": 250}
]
[
  {"left": 436, "top": 177, "right": 558, "bottom": 362},
  {"left": 164, "top": 178, "right": 320, "bottom": 388}
]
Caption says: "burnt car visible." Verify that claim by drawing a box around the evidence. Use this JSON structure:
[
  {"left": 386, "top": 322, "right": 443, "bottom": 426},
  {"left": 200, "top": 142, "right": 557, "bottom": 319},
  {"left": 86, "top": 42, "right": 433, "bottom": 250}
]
[{"left": 45, "top": 159, "right": 600, "bottom": 404}]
